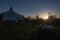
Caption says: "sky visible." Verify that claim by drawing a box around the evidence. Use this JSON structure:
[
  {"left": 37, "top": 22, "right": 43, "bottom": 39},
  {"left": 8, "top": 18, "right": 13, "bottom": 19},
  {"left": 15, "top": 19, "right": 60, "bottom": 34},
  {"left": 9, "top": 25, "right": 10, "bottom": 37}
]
[{"left": 0, "top": 0, "right": 60, "bottom": 18}]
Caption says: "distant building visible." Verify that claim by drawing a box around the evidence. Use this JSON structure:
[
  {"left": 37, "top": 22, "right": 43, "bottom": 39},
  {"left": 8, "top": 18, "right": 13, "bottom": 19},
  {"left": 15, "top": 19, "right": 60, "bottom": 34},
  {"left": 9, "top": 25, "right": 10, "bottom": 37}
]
[{"left": 1, "top": 6, "right": 24, "bottom": 22}]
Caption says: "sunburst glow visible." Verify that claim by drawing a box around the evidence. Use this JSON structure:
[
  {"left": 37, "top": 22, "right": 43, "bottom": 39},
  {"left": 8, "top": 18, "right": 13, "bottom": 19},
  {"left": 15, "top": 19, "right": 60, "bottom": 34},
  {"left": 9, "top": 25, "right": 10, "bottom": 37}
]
[{"left": 43, "top": 16, "right": 48, "bottom": 19}]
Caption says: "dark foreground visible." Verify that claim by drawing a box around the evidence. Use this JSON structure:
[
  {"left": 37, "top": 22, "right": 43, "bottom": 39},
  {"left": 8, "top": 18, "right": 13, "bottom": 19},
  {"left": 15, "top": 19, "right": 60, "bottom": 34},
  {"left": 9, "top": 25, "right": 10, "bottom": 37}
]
[
  {"left": 0, "top": 29, "right": 60, "bottom": 40},
  {"left": 0, "top": 21, "right": 60, "bottom": 40}
]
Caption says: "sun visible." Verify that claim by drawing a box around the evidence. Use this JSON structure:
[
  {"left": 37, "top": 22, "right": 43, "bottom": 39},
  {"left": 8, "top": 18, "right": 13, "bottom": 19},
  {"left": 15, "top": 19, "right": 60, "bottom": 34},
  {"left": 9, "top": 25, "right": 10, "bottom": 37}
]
[{"left": 43, "top": 16, "right": 48, "bottom": 20}]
